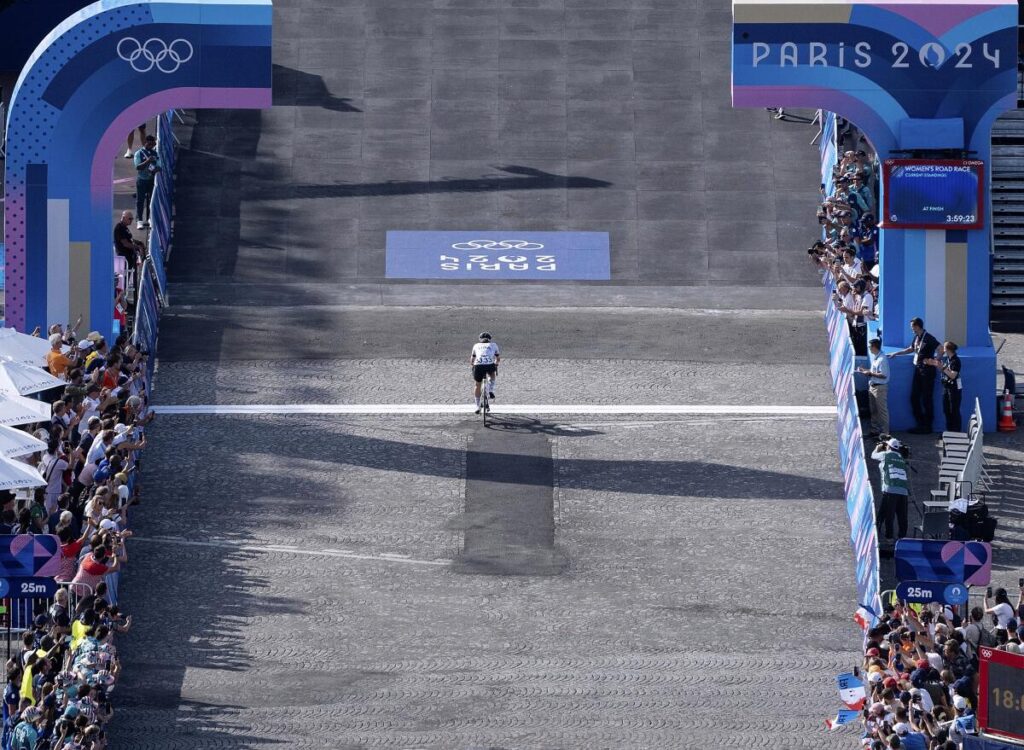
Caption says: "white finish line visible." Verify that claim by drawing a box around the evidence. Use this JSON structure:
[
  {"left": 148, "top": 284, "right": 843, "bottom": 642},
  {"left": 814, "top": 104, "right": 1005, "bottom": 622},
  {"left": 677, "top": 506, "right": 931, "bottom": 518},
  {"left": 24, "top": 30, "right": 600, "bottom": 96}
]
[
  {"left": 153, "top": 403, "right": 836, "bottom": 416},
  {"left": 130, "top": 536, "right": 451, "bottom": 567}
]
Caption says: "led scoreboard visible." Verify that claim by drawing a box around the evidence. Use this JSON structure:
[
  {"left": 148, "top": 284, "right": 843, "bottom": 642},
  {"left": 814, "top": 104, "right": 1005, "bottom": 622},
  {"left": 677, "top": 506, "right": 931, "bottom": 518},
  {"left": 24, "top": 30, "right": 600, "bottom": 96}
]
[
  {"left": 881, "top": 159, "right": 985, "bottom": 230},
  {"left": 978, "top": 647, "right": 1024, "bottom": 743}
]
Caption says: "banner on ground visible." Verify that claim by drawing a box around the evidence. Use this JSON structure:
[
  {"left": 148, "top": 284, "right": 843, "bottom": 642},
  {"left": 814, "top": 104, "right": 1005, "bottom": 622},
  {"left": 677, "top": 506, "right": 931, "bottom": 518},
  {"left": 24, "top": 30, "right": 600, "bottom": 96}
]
[{"left": 386, "top": 231, "right": 611, "bottom": 280}]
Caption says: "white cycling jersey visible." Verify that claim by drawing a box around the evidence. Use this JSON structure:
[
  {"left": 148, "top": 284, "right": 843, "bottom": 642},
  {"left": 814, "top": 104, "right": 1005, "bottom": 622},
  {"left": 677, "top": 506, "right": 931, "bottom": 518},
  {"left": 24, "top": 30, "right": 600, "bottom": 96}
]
[{"left": 471, "top": 342, "right": 500, "bottom": 365}]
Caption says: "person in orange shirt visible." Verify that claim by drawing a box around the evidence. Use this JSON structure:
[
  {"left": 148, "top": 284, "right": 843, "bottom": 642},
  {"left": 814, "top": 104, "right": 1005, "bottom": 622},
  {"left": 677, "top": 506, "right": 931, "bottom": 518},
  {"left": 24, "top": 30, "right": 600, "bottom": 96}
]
[{"left": 45, "top": 334, "right": 77, "bottom": 378}]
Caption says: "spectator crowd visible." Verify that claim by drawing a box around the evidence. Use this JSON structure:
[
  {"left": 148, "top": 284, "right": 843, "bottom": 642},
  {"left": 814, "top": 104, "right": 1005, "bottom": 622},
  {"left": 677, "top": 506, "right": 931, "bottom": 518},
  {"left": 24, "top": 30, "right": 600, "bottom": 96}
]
[
  {"left": 812, "top": 146, "right": 880, "bottom": 358},
  {"left": 816, "top": 139, "right": 966, "bottom": 438},
  {"left": 856, "top": 588, "right": 1024, "bottom": 749},
  {"left": 0, "top": 319, "right": 153, "bottom": 750},
  {"left": 813, "top": 125, "right": 1019, "bottom": 750}
]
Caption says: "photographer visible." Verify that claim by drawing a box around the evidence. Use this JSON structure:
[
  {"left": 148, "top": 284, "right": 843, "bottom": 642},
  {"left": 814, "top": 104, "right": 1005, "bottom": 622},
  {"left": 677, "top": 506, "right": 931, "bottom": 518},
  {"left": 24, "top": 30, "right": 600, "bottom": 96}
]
[{"left": 872, "top": 437, "right": 911, "bottom": 541}]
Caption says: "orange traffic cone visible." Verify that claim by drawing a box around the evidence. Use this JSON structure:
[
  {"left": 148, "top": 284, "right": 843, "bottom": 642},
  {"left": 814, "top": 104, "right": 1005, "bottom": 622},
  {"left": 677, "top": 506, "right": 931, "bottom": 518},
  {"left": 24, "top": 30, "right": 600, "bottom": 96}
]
[{"left": 998, "top": 390, "right": 1017, "bottom": 432}]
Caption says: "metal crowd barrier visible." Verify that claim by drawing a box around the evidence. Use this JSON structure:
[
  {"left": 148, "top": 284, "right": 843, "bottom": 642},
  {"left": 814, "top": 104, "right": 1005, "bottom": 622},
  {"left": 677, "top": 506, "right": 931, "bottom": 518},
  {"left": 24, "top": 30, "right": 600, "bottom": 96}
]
[{"left": 2, "top": 582, "right": 94, "bottom": 659}]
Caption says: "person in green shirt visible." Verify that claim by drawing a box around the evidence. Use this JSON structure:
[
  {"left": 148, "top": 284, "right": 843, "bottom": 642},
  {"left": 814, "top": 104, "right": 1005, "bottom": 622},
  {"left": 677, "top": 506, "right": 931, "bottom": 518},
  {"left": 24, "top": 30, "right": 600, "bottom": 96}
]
[{"left": 871, "top": 437, "right": 910, "bottom": 540}]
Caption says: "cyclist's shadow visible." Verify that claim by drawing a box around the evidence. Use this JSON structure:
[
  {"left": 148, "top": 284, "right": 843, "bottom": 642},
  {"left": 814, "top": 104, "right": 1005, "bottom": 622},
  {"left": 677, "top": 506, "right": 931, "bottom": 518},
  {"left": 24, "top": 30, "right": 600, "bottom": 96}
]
[{"left": 482, "top": 415, "right": 604, "bottom": 437}]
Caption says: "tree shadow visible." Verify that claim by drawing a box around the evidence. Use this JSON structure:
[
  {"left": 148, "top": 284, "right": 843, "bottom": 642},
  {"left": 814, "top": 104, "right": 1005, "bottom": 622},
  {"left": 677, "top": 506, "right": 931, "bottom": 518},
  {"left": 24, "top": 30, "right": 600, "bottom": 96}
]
[
  {"left": 241, "top": 165, "right": 613, "bottom": 201},
  {"left": 271, "top": 64, "right": 362, "bottom": 112}
]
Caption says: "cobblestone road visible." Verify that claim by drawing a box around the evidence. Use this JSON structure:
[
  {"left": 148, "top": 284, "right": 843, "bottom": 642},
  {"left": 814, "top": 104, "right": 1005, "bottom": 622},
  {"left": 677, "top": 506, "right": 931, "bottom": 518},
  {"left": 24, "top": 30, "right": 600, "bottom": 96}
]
[
  {"left": 111, "top": 415, "right": 859, "bottom": 749},
  {"left": 102, "top": 0, "right": 869, "bottom": 744}
]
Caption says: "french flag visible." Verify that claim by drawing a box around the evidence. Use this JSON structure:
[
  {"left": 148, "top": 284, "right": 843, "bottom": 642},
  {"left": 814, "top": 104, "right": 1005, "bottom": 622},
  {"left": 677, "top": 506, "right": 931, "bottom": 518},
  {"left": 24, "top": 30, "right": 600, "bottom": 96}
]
[
  {"left": 854, "top": 603, "right": 876, "bottom": 631},
  {"left": 837, "top": 673, "right": 867, "bottom": 710},
  {"left": 825, "top": 709, "right": 861, "bottom": 731}
]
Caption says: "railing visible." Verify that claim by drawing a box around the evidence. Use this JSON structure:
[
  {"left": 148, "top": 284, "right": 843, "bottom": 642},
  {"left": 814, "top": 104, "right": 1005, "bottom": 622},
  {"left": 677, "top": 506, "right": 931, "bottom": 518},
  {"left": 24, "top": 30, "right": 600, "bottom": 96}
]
[
  {"left": 1, "top": 582, "right": 93, "bottom": 660},
  {"left": 146, "top": 111, "right": 175, "bottom": 303}
]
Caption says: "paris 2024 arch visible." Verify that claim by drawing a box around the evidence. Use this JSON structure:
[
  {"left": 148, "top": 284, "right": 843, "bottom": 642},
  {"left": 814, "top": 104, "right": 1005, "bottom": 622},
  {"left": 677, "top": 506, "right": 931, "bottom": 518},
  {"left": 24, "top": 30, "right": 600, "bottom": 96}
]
[{"left": 3, "top": 0, "right": 273, "bottom": 338}]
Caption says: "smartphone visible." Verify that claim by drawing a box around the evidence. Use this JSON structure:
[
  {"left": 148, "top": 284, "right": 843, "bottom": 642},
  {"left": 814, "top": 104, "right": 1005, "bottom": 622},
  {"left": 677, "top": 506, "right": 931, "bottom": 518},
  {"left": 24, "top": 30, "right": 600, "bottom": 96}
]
[
  {"left": 1019, "top": 577, "right": 1023, "bottom": 588},
  {"left": 987, "top": 587, "right": 993, "bottom": 598}
]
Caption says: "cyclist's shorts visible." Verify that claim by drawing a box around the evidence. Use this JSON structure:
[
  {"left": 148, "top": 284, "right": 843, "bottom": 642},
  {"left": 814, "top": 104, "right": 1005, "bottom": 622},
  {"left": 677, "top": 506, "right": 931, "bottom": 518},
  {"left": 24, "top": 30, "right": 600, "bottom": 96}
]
[{"left": 473, "top": 364, "right": 497, "bottom": 382}]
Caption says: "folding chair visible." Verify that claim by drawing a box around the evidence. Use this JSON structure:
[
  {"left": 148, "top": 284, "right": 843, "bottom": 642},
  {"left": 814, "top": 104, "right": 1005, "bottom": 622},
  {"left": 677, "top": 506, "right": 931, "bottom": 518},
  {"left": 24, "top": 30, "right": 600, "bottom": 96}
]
[
  {"left": 927, "top": 481, "right": 954, "bottom": 509},
  {"left": 941, "top": 415, "right": 977, "bottom": 449},
  {"left": 915, "top": 509, "right": 949, "bottom": 539}
]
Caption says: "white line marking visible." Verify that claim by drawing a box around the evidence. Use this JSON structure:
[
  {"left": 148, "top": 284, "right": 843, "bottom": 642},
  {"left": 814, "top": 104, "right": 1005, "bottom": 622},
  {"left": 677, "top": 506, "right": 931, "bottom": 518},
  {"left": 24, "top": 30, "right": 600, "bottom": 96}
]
[
  {"left": 153, "top": 404, "right": 836, "bottom": 416},
  {"left": 129, "top": 536, "right": 451, "bottom": 567}
]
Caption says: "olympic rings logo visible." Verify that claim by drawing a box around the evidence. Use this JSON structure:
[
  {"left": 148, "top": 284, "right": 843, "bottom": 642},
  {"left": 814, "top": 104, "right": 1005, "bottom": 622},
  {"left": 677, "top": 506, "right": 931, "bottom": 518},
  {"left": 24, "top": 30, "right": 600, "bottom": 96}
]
[
  {"left": 117, "top": 37, "right": 194, "bottom": 74},
  {"left": 450, "top": 240, "right": 545, "bottom": 250}
]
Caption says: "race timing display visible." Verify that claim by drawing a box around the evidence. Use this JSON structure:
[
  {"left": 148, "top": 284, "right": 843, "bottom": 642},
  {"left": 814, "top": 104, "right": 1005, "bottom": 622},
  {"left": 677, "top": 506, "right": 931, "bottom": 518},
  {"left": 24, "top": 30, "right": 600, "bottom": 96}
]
[
  {"left": 882, "top": 159, "right": 985, "bottom": 230},
  {"left": 978, "top": 647, "right": 1024, "bottom": 742}
]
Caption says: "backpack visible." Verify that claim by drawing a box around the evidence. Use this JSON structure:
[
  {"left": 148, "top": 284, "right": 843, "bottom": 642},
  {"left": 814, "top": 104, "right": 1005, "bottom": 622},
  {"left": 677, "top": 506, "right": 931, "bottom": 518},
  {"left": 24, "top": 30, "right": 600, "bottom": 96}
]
[
  {"left": 966, "top": 622, "right": 997, "bottom": 663},
  {"left": 979, "top": 626, "right": 998, "bottom": 647}
]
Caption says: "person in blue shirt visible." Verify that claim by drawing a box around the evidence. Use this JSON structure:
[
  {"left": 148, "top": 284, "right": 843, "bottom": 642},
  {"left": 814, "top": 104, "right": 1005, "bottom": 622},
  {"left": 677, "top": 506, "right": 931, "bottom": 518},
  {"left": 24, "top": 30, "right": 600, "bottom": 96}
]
[
  {"left": 132, "top": 134, "right": 162, "bottom": 230},
  {"left": 893, "top": 722, "right": 927, "bottom": 750},
  {"left": 2, "top": 670, "right": 19, "bottom": 750}
]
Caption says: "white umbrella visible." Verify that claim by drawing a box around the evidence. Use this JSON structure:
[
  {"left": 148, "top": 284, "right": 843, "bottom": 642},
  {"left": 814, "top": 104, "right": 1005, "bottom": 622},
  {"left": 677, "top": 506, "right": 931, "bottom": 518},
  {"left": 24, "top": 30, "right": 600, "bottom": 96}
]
[
  {"left": 0, "top": 456, "right": 46, "bottom": 491},
  {"left": 0, "top": 328, "right": 52, "bottom": 366},
  {"left": 0, "top": 394, "right": 51, "bottom": 426},
  {"left": 0, "top": 357, "right": 66, "bottom": 396},
  {"left": 0, "top": 425, "right": 47, "bottom": 458}
]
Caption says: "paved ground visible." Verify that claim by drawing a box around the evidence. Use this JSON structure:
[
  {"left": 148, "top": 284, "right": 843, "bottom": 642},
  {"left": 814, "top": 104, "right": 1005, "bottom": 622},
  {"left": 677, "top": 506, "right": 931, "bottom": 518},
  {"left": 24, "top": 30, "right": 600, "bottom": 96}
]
[
  {"left": 114, "top": 414, "right": 858, "bottom": 749},
  {"left": 167, "top": 1, "right": 823, "bottom": 294},
  {"left": 106, "top": 0, "right": 871, "bottom": 748}
]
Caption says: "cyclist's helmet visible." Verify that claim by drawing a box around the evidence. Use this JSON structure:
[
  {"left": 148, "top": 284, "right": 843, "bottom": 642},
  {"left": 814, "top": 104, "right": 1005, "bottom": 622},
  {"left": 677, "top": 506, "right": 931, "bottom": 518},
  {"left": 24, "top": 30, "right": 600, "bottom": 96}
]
[{"left": 479, "top": 332, "right": 492, "bottom": 341}]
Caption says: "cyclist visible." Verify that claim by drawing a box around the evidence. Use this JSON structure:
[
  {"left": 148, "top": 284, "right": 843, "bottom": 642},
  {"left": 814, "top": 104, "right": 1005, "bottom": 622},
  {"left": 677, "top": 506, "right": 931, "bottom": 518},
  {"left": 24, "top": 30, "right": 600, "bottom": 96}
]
[{"left": 470, "top": 332, "right": 500, "bottom": 414}]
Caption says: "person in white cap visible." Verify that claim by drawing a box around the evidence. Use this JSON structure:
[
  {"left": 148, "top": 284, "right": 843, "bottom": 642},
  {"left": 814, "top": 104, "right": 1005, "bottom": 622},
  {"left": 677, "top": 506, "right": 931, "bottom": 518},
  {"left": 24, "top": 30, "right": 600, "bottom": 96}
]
[
  {"left": 11, "top": 705, "right": 42, "bottom": 748},
  {"left": 871, "top": 437, "right": 910, "bottom": 540},
  {"left": 946, "top": 694, "right": 977, "bottom": 742}
]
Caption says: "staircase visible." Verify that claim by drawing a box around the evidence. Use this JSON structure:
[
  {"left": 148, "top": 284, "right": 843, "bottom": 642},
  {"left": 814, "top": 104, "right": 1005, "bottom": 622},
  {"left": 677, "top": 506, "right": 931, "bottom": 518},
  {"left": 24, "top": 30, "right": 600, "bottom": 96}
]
[{"left": 990, "top": 108, "right": 1024, "bottom": 329}]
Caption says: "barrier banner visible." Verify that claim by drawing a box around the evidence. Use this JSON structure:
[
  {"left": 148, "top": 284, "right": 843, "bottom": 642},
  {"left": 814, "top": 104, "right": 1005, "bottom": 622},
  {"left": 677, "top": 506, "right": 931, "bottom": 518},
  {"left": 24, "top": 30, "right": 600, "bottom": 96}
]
[
  {"left": 147, "top": 112, "right": 176, "bottom": 299},
  {"left": 821, "top": 113, "right": 838, "bottom": 197},
  {"left": 133, "top": 260, "right": 160, "bottom": 389},
  {"left": 819, "top": 110, "right": 882, "bottom": 625},
  {"left": 824, "top": 273, "right": 883, "bottom": 624},
  {"left": 148, "top": 224, "right": 169, "bottom": 303}
]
